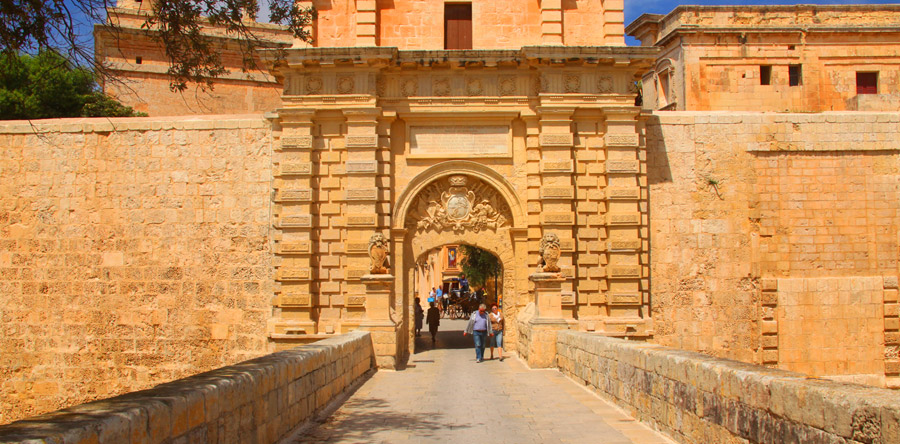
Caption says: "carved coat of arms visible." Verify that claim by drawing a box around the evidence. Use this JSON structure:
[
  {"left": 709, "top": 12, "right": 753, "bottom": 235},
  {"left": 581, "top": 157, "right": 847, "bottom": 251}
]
[{"left": 411, "top": 175, "right": 509, "bottom": 233}]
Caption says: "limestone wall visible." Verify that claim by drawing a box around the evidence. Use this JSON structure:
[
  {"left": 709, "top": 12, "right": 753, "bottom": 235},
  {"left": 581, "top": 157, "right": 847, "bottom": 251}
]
[
  {"left": 557, "top": 330, "right": 900, "bottom": 444},
  {"left": 95, "top": 7, "right": 291, "bottom": 116},
  {"left": 0, "top": 116, "right": 275, "bottom": 424},
  {"left": 0, "top": 331, "right": 374, "bottom": 443},
  {"left": 646, "top": 112, "right": 900, "bottom": 385},
  {"left": 305, "top": 0, "right": 625, "bottom": 48}
]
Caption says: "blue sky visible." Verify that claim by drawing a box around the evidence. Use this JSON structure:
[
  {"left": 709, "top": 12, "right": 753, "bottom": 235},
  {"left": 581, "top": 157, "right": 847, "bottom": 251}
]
[{"left": 67, "top": 0, "right": 900, "bottom": 57}]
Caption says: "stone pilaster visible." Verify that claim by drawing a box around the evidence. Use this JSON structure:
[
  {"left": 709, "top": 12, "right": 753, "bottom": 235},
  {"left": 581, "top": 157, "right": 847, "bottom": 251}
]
[
  {"left": 524, "top": 272, "right": 570, "bottom": 368},
  {"left": 759, "top": 278, "right": 779, "bottom": 366},
  {"left": 603, "top": 0, "right": 626, "bottom": 45},
  {"left": 540, "top": 0, "right": 564, "bottom": 45},
  {"left": 360, "top": 274, "right": 399, "bottom": 368},
  {"left": 269, "top": 110, "right": 318, "bottom": 347},
  {"left": 600, "top": 107, "right": 650, "bottom": 337},
  {"left": 355, "top": 0, "right": 377, "bottom": 46},
  {"left": 883, "top": 276, "right": 899, "bottom": 388},
  {"left": 537, "top": 107, "right": 577, "bottom": 317},
  {"left": 341, "top": 109, "right": 386, "bottom": 333}
]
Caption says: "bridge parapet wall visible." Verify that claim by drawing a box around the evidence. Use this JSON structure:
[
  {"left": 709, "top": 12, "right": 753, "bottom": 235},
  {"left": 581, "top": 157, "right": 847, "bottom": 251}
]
[
  {"left": 557, "top": 330, "right": 900, "bottom": 444},
  {"left": 0, "top": 331, "right": 374, "bottom": 444}
]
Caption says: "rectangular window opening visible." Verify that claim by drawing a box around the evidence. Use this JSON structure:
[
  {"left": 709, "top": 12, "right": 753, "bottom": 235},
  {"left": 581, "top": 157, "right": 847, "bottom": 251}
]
[
  {"left": 659, "top": 71, "right": 670, "bottom": 106},
  {"left": 135, "top": 56, "right": 142, "bottom": 64},
  {"left": 760, "top": 65, "right": 772, "bottom": 85},
  {"left": 444, "top": 3, "right": 472, "bottom": 50},
  {"left": 789, "top": 64, "right": 802, "bottom": 86},
  {"left": 857, "top": 72, "right": 878, "bottom": 95}
]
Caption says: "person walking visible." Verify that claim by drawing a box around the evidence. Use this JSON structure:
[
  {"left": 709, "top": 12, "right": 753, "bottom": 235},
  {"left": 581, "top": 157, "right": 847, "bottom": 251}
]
[
  {"left": 435, "top": 286, "right": 444, "bottom": 317},
  {"left": 429, "top": 287, "right": 438, "bottom": 315},
  {"left": 426, "top": 301, "right": 441, "bottom": 344},
  {"left": 442, "top": 288, "right": 450, "bottom": 316},
  {"left": 489, "top": 304, "right": 504, "bottom": 361},
  {"left": 414, "top": 297, "right": 424, "bottom": 337},
  {"left": 463, "top": 303, "right": 493, "bottom": 363}
]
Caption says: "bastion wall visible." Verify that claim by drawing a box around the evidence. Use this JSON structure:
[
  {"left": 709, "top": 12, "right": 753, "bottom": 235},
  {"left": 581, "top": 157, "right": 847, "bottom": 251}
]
[
  {"left": 1, "top": 111, "right": 899, "bottom": 424},
  {"left": 646, "top": 111, "right": 900, "bottom": 387},
  {"left": 0, "top": 116, "right": 276, "bottom": 424}
]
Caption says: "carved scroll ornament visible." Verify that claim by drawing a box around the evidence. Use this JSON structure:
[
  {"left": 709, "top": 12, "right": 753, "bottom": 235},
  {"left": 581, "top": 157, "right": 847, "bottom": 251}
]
[{"left": 407, "top": 175, "right": 511, "bottom": 233}]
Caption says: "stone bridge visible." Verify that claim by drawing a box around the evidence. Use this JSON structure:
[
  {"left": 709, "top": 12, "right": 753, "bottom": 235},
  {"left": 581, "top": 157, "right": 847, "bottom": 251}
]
[{"left": 1, "top": 319, "right": 898, "bottom": 444}]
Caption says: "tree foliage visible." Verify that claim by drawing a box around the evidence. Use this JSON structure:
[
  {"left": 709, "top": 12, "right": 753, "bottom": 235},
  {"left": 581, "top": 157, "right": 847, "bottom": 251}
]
[
  {"left": 0, "top": 0, "right": 315, "bottom": 92},
  {"left": 458, "top": 245, "right": 502, "bottom": 291},
  {"left": 0, "top": 51, "right": 145, "bottom": 119}
]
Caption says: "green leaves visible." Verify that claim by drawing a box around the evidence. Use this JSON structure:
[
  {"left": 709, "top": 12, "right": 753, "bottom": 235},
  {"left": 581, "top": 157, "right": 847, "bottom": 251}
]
[
  {"left": 1, "top": 0, "right": 315, "bottom": 93},
  {"left": 458, "top": 245, "right": 502, "bottom": 291},
  {"left": 0, "top": 51, "right": 145, "bottom": 120}
]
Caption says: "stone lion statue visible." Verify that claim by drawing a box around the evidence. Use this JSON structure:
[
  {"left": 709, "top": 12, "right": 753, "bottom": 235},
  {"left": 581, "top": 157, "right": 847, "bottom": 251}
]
[
  {"left": 368, "top": 233, "right": 390, "bottom": 274},
  {"left": 538, "top": 232, "right": 561, "bottom": 273}
]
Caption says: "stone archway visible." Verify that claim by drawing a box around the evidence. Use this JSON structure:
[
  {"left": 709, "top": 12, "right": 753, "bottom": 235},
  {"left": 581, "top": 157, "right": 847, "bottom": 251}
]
[{"left": 391, "top": 163, "right": 528, "bottom": 362}]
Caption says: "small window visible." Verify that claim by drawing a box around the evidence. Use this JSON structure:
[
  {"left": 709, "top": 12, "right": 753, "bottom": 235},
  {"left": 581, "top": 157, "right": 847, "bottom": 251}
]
[
  {"left": 760, "top": 65, "right": 772, "bottom": 85},
  {"left": 444, "top": 3, "right": 472, "bottom": 50},
  {"left": 789, "top": 65, "right": 802, "bottom": 86},
  {"left": 659, "top": 71, "right": 671, "bottom": 106},
  {"left": 857, "top": 72, "right": 878, "bottom": 95},
  {"left": 135, "top": 56, "right": 142, "bottom": 64}
]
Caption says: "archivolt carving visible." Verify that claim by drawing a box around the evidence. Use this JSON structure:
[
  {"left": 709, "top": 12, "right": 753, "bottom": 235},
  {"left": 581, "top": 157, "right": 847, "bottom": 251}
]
[{"left": 407, "top": 175, "right": 512, "bottom": 233}]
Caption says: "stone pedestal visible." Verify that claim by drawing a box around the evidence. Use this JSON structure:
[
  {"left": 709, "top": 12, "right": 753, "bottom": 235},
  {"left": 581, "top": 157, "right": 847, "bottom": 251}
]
[
  {"left": 360, "top": 274, "right": 401, "bottom": 368},
  {"left": 525, "top": 272, "right": 572, "bottom": 368}
]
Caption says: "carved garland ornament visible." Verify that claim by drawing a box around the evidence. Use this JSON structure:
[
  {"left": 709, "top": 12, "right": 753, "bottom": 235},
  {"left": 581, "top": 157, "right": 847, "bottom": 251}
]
[
  {"left": 408, "top": 175, "right": 511, "bottom": 233},
  {"left": 305, "top": 76, "right": 323, "bottom": 94},
  {"left": 434, "top": 77, "right": 451, "bottom": 96},
  {"left": 597, "top": 75, "right": 614, "bottom": 94},
  {"left": 337, "top": 76, "right": 355, "bottom": 94}
]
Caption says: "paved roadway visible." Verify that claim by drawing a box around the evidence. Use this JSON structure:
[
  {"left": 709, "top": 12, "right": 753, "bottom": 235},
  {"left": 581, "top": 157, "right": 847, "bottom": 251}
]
[{"left": 292, "top": 319, "right": 675, "bottom": 444}]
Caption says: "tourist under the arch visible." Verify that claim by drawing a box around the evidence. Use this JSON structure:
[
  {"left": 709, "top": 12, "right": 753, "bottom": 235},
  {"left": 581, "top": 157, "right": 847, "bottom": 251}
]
[{"left": 463, "top": 304, "right": 494, "bottom": 363}]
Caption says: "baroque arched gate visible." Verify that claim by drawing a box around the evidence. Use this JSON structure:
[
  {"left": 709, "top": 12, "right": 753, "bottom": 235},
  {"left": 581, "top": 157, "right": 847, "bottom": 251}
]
[{"left": 389, "top": 162, "right": 529, "bottom": 364}]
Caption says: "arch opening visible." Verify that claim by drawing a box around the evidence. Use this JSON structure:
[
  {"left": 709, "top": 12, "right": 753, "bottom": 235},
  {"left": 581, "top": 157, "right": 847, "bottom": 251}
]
[
  {"left": 393, "top": 168, "right": 526, "bottom": 364},
  {"left": 411, "top": 244, "right": 505, "bottom": 353}
]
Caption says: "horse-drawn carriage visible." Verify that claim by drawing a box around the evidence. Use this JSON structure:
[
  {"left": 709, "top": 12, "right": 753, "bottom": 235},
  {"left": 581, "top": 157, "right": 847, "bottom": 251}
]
[{"left": 445, "top": 290, "right": 478, "bottom": 319}]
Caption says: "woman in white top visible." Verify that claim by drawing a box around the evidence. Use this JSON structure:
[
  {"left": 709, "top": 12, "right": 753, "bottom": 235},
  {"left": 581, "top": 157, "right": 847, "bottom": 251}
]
[{"left": 489, "top": 304, "right": 504, "bottom": 361}]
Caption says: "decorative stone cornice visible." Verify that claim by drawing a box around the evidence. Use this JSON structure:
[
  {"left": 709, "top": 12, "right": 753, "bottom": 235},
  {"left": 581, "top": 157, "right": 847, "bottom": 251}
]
[{"left": 273, "top": 46, "right": 658, "bottom": 72}]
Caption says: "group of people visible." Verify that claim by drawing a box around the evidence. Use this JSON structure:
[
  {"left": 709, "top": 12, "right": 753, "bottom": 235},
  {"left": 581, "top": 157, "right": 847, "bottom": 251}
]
[
  {"left": 427, "top": 286, "right": 450, "bottom": 315},
  {"left": 413, "top": 299, "right": 505, "bottom": 362},
  {"left": 463, "top": 303, "right": 504, "bottom": 362}
]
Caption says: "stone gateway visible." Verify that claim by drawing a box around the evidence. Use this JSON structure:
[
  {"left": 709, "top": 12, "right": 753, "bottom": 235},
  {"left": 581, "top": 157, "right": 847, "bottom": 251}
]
[{"left": 2, "top": 0, "right": 900, "bottom": 427}]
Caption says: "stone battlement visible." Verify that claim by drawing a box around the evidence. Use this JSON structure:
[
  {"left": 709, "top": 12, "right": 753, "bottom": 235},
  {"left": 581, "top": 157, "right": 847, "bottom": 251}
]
[
  {"left": 0, "top": 332, "right": 374, "bottom": 443},
  {"left": 557, "top": 330, "right": 900, "bottom": 444}
]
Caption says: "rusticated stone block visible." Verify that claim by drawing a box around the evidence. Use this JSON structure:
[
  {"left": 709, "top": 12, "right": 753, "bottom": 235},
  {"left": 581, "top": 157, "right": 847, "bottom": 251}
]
[{"left": 760, "top": 291, "right": 778, "bottom": 306}]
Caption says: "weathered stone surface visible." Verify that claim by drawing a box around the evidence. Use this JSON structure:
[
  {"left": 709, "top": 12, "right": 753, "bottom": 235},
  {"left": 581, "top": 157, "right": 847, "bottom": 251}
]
[
  {"left": 557, "top": 331, "right": 900, "bottom": 444},
  {"left": 630, "top": 5, "right": 900, "bottom": 113},
  {"left": 0, "top": 332, "right": 373, "bottom": 443}
]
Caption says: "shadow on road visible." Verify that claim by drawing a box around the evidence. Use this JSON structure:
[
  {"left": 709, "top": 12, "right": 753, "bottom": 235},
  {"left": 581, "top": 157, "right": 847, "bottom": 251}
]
[
  {"left": 304, "top": 397, "right": 472, "bottom": 442},
  {"left": 414, "top": 319, "right": 486, "bottom": 354}
]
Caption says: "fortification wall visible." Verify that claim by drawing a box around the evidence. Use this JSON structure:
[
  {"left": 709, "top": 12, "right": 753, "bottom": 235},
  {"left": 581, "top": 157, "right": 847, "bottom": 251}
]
[
  {"left": 0, "top": 332, "right": 373, "bottom": 443},
  {"left": 646, "top": 111, "right": 900, "bottom": 386},
  {"left": 0, "top": 116, "right": 275, "bottom": 424},
  {"left": 557, "top": 330, "right": 900, "bottom": 444}
]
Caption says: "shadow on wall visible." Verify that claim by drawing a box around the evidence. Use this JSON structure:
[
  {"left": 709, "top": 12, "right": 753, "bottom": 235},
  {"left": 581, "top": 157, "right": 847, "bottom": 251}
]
[{"left": 645, "top": 114, "right": 674, "bottom": 186}]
